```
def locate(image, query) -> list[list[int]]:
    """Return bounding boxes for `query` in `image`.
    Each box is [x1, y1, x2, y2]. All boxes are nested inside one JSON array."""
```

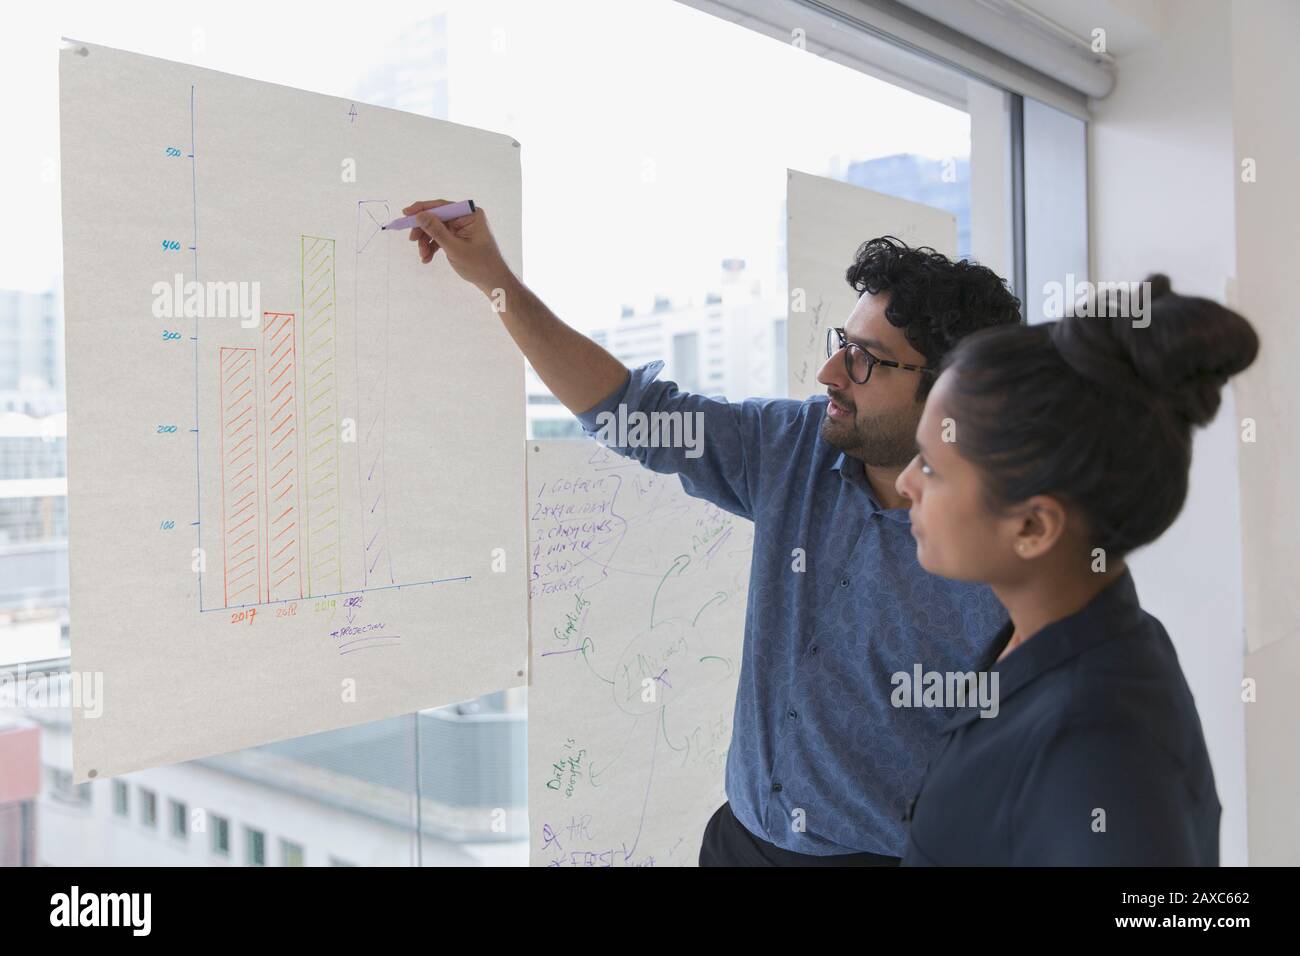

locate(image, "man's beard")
[[820, 404, 917, 468]]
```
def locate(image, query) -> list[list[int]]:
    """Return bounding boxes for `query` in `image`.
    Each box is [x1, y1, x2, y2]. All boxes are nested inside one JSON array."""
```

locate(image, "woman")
[[893, 275, 1258, 865]]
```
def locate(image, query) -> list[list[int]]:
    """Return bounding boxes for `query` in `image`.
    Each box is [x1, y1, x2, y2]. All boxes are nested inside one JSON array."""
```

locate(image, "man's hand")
[[402, 199, 513, 295]]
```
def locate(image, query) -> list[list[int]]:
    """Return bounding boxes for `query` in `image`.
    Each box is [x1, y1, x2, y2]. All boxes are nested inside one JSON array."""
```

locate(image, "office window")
[[1022, 98, 1088, 323], [211, 815, 230, 857], [139, 788, 157, 828], [491, 0, 976, 423], [772, 318, 788, 396], [245, 827, 266, 867], [113, 780, 129, 817], [531, 420, 584, 439], [280, 839, 305, 867], [48, 767, 90, 807], [169, 800, 188, 841], [672, 333, 701, 393]]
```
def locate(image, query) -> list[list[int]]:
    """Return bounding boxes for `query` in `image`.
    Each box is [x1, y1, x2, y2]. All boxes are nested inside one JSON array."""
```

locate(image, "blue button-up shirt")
[[575, 360, 1009, 856]]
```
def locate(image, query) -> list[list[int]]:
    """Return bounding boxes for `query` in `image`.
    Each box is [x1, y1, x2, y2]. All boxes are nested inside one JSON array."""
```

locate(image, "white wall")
[[1229, 0, 1300, 867], [1088, 0, 1249, 865]]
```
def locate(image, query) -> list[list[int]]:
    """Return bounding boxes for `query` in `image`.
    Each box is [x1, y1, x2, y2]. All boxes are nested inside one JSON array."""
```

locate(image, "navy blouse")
[[902, 567, 1221, 866]]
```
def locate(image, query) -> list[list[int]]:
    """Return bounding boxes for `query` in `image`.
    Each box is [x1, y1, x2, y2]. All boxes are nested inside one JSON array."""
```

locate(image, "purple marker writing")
[[380, 200, 476, 230]]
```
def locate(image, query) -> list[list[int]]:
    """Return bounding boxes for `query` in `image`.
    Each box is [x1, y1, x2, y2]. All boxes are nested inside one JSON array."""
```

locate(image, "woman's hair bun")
[[1049, 274, 1258, 428], [1146, 272, 1173, 300]]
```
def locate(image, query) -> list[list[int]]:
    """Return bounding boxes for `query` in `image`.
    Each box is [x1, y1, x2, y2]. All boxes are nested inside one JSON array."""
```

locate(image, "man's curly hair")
[[845, 236, 1021, 401]]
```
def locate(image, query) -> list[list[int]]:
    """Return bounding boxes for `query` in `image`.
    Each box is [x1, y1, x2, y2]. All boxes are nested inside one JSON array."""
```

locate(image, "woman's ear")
[[1010, 495, 1069, 559]]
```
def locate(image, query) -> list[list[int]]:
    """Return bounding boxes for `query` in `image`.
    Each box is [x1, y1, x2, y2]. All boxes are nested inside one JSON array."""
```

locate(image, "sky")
[[1, 0, 969, 328]]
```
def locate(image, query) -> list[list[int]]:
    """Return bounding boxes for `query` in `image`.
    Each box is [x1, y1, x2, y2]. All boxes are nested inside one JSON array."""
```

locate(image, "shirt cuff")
[[574, 360, 666, 434]]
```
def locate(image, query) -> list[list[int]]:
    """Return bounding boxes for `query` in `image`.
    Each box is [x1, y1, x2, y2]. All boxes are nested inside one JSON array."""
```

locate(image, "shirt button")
[[772, 782, 783, 793], [810, 645, 819, 654], [787, 709, 798, 720], [840, 577, 849, 587]]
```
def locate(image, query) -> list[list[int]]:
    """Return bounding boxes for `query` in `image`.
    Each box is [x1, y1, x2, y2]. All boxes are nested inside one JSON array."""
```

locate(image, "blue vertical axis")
[[190, 83, 203, 612]]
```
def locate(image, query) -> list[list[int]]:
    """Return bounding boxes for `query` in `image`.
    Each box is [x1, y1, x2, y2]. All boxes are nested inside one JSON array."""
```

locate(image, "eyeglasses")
[[825, 326, 934, 385]]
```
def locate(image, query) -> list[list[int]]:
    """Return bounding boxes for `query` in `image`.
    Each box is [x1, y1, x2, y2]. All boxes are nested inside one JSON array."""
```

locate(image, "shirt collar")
[[831, 452, 911, 523], [939, 566, 1143, 733]]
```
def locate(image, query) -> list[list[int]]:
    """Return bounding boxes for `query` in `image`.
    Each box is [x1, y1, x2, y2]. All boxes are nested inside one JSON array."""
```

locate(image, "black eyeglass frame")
[[825, 326, 935, 385]]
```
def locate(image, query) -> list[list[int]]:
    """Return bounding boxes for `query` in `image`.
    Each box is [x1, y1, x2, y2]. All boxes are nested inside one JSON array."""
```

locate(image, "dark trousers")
[[698, 801, 901, 867]]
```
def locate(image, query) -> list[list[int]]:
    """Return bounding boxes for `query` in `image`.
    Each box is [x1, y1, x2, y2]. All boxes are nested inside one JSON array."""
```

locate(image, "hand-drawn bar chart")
[[63, 40, 527, 781], [206, 224, 426, 611], [214, 241, 348, 610]]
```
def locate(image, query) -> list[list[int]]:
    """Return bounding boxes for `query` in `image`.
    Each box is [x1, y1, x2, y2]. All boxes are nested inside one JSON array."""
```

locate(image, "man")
[[404, 199, 1021, 865]]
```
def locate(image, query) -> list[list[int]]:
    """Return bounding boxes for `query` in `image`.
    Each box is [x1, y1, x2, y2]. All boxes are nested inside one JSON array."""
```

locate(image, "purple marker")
[[380, 200, 476, 230]]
